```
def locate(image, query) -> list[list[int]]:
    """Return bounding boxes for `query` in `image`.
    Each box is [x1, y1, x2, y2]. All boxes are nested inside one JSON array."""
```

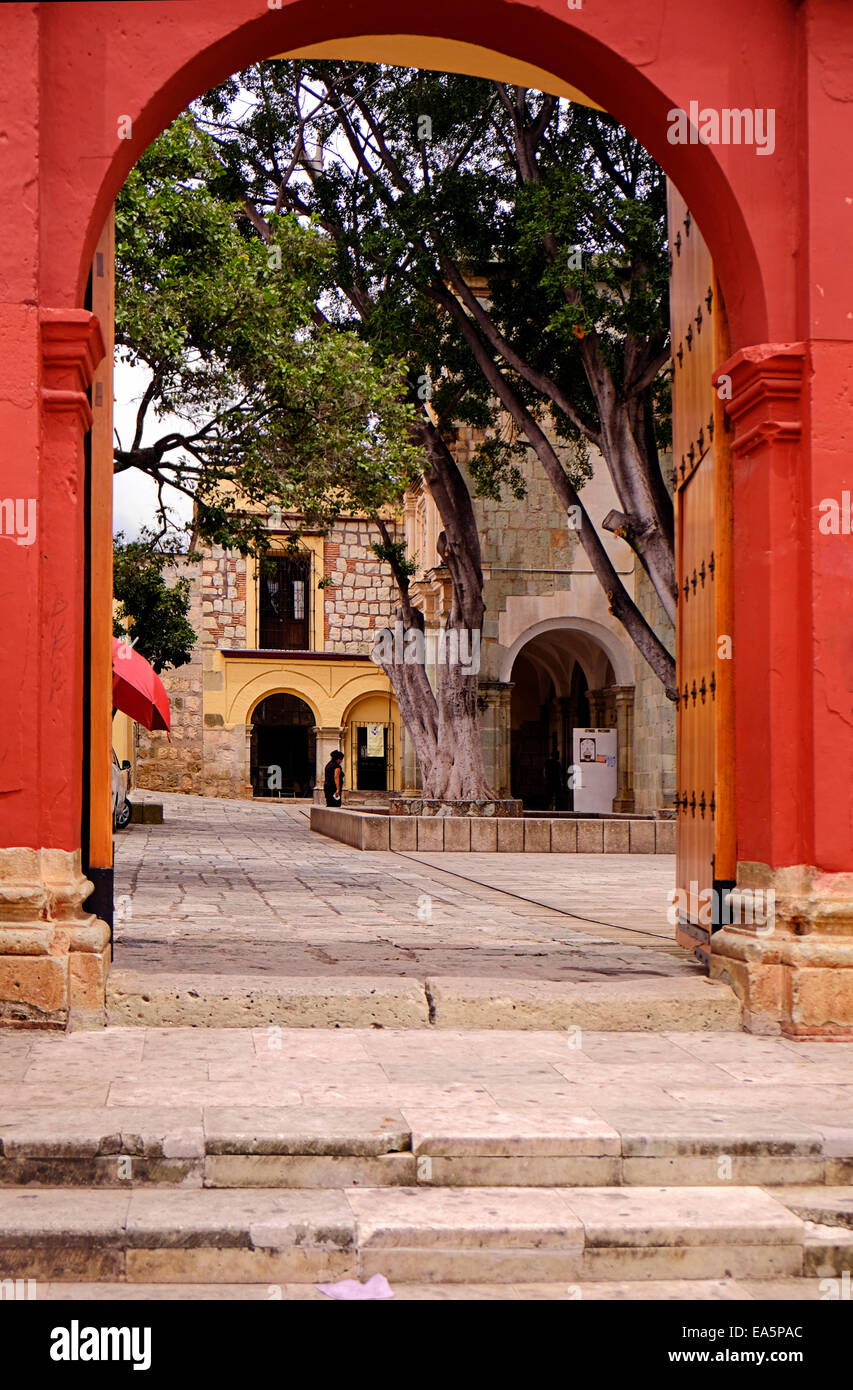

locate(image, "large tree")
[[119, 107, 501, 797], [113, 113, 421, 553], [192, 63, 676, 702]]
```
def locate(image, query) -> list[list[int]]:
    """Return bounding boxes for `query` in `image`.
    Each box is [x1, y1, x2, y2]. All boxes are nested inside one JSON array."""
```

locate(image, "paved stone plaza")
[[107, 793, 739, 1029], [2, 794, 851, 1301]]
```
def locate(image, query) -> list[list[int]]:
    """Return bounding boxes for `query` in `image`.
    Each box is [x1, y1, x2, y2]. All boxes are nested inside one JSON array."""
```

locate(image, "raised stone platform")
[[310, 805, 675, 853], [388, 797, 522, 818]]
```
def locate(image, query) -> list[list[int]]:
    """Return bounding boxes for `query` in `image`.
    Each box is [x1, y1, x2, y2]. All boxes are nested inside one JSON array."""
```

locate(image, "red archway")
[[3, 0, 853, 1034]]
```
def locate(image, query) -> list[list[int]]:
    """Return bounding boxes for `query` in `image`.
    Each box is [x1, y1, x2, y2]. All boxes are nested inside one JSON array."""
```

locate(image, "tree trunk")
[[371, 438, 499, 803]]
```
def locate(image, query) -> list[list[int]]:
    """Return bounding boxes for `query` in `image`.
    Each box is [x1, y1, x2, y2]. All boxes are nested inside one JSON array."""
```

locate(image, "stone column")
[[611, 686, 635, 814], [558, 697, 573, 764], [477, 681, 514, 797], [586, 689, 606, 727], [313, 726, 345, 803]]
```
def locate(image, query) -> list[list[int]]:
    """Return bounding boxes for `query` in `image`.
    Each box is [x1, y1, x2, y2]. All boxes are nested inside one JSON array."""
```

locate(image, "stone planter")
[[387, 797, 522, 818]]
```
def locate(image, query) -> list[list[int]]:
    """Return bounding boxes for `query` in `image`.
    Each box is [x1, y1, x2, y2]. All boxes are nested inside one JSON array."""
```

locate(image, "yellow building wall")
[[204, 654, 401, 792], [111, 710, 135, 779]]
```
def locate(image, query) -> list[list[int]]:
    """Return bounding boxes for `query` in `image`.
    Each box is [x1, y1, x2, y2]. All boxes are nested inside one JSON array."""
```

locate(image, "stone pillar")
[[313, 726, 345, 803], [586, 689, 605, 727], [587, 689, 616, 728], [477, 681, 514, 797], [708, 344, 853, 1036], [558, 697, 573, 764], [612, 686, 635, 814]]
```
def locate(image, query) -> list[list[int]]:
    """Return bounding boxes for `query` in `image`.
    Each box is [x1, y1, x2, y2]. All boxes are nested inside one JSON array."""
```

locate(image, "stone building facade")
[[401, 430, 675, 814], [131, 516, 404, 801], [323, 518, 399, 654], [130, 444, 674, 813]]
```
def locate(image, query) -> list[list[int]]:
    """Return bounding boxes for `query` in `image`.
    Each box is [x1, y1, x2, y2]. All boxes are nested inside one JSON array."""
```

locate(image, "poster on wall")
[[572, 727, 617, 814], [366, 724, 385, 758]]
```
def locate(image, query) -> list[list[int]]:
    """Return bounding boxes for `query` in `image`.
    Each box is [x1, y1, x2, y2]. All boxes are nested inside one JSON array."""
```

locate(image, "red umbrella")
[[112, 638, 171, 733]]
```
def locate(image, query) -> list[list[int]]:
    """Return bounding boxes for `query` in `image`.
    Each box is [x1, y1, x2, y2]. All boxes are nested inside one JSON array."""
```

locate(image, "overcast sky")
[[112, 358, 194, 540]]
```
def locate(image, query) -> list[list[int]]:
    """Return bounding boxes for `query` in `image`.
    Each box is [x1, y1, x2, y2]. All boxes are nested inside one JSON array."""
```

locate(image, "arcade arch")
[[249, 692, 318, 799], [506, 621, 636, 813], [4, 1, 849, 1034]]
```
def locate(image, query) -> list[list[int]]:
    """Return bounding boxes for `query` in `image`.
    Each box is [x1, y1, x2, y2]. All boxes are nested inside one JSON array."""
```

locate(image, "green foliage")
[[114, 112, 422, 551], [191, 63, 670, 506], [112, 534, 197, 673], [371, 538, 418, 578]]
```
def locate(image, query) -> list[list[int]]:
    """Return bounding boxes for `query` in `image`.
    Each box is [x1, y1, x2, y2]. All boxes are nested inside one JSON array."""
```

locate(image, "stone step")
[[771, 1186, 853, 1229], [106, 968, 740, 1031], [25, 1277, 831, 1301], [4, 1104, 851, 1188], [0, 1185, 824, 1285], [2, 1105, 850, 1189]]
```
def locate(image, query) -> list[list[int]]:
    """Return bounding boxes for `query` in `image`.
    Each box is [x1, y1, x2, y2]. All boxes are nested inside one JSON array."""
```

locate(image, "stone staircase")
[[2, 1104, 851, 1298]]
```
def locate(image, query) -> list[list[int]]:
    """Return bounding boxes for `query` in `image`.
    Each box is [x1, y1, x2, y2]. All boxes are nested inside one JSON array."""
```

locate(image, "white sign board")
[[572, 728, 617, 814], [365, 724, 385, 758]]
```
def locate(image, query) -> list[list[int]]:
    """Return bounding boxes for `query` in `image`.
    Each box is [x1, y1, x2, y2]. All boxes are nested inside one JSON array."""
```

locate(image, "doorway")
[[251, 692, 316, 798]]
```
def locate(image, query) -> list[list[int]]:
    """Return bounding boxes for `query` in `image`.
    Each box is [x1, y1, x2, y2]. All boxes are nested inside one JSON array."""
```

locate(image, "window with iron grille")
[[257, 553, 311, 650]]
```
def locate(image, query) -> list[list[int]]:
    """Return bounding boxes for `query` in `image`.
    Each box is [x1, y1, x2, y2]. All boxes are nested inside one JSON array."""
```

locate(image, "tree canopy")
[[114, 111, 422, 553], [191, 63, 675, 694]]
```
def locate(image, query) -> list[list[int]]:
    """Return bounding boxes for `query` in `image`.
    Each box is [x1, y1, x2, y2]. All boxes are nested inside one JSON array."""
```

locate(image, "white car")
[[112, 750, 132, 830]]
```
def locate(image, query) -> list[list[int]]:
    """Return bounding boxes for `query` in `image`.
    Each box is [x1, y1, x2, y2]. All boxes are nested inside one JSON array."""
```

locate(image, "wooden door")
[[669, 186, 735, 963], [258, 553, 311, 650]]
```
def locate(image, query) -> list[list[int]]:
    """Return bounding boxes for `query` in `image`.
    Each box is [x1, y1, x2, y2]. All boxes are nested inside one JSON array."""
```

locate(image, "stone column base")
[[0, 848, 109, 1030], [313, 726, 345, 799], [709, 862, 853, 1038]]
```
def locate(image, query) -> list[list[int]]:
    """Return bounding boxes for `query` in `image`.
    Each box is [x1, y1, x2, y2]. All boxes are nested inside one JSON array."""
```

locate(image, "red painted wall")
[[1, 0, 852, 877]]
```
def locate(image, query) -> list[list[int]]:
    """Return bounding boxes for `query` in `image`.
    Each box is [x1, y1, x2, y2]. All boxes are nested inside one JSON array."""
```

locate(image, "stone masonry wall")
[[451, 430, 580, 677], [200, 547, 247, 649], [135, 560, 204, 794], [632, 563, 676, 813], [323, 518, 402, 656], [447, 429, 676, 807]]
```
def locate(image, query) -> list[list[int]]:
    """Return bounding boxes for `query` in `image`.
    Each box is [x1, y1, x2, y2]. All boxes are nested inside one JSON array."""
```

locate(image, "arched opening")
[[5, 0, 847, 1038], [70, 11, 773, 349], [343, 691, 400, 796], [509, 624, 635, 813], [250, 692, 317, 798]]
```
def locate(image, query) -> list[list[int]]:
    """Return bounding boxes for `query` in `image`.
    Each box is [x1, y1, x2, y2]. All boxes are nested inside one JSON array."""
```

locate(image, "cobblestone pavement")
[[113, 793, 691, 985]]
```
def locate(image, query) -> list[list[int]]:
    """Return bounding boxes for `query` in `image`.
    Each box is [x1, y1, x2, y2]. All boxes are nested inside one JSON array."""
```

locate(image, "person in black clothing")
[[324, 750, 345, 807]]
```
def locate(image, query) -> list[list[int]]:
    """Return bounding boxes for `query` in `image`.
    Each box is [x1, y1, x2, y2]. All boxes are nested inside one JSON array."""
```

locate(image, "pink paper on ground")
[[317, 1274, 394, 1300]]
